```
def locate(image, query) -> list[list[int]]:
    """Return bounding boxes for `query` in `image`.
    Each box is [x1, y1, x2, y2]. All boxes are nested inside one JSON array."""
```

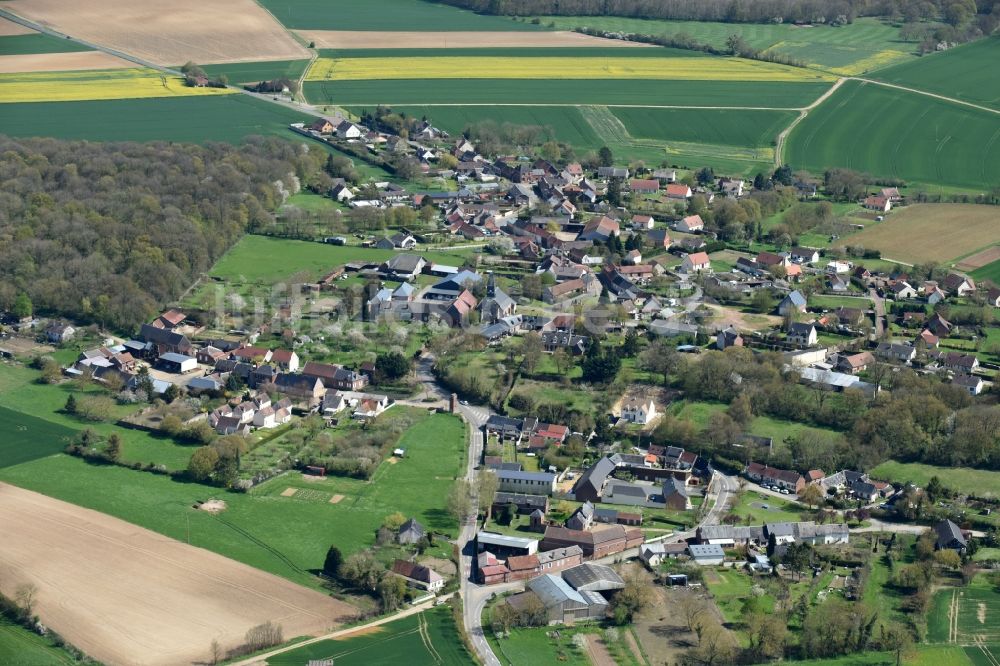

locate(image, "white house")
[[336, 121, 363, 139], [675, 214, 704, 233], [621, 398, 657, 425], [681, 251, 711, 273], [688, 544, 725, 566]]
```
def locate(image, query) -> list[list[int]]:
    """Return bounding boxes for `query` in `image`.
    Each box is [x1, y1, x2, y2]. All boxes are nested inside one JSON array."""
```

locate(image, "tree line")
[[0, 136, 325, 331], [437, 0, 941, 25]]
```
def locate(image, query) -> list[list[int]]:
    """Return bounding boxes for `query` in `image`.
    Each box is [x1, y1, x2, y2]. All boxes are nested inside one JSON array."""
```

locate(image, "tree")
[[209, 639, 222, 665], [934, 548, 961, 569], [105, 433, 122, 461], [678, 592, 710, 632], [339, 551, 384, 591], [64, 394, 77, 414], [477, 471, 499, 517], [490, 602, 520, 633], [798, 483, 824, 509], [377, 573, 407, 611], [598, 146, 614, 167], [323, 545, 343, 577], [447, 479, 473, 521], [13, 292, 32, 320], [375, 351, 411, 382], [244, 621, 283, 652], [187, 446, 220, 482], [880, 622, 915, 666], [519, 332, 543, 375], [746, 610, 788, 661], [610, 572, 653, 624], [751, 289, 776, 314]]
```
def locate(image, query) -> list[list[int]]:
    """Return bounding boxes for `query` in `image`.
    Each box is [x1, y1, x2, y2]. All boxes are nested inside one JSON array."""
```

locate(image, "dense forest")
[[437, 0, 996, 27], [0, 136, 326, 331]]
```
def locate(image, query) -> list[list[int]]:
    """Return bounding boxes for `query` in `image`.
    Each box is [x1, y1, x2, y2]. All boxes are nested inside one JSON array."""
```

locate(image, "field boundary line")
[[338, 102, 801, 110], [774, 77, 846, 167], [853, 76, 1000, 115]]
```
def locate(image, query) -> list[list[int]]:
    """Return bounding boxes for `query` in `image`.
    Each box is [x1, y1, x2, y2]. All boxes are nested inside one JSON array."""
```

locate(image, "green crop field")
[[786, 80, 1000, 190], [928, 577, 1000, 647], [870, 461, 1000, 499], [269, 607, 474, 665], [200, 59, 311, 85], [0, 617, 77, 666], [0, 410, 466, 588], [0, 404, 76, 469], [874, 36, 1000, 111], [533, 16, 918, 74], [319, 46, 708, 59], [0, 95, 309, 143], [971, 259, 1000, 284], [210, 235, 474, 284], [257, 0, 538, 31], [0, 32, 92, 55], [307, 78, 831, 108], [612, 107, 796, 147], [794, 645, 975, 665]]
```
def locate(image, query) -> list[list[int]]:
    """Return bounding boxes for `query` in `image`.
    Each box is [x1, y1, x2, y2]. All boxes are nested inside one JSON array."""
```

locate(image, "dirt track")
[[0, 16, 33, 35], [4, 0, 309, 65], [296, 29, 651, 49], [0, 483, 355, 666], [0, 51, 132, 73]]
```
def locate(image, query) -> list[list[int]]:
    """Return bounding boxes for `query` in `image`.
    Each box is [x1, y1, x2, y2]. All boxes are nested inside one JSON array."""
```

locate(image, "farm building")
[[156, 352, 197, 373]]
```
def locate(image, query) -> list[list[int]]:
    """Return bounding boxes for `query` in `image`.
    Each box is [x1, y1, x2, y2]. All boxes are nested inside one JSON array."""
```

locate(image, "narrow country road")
[[869, 287, 886, 339], [774, 76, 848, 167]]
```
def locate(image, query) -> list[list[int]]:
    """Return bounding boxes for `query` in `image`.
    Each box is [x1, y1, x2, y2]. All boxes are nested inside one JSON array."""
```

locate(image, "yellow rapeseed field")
[[306, 56, 834, 83], [0, 68, 236, 103], [828, 49, 913, 76]]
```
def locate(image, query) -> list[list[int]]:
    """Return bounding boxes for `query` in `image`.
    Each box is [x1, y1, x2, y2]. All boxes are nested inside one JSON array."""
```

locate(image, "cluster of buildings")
[[743, 463, 894, 504], [503, 563, 626, 625]]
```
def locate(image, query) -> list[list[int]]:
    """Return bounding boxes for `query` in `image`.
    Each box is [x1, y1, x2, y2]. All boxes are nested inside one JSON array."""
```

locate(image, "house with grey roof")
[[512, 574, 606, 624], [662, 476, 691, 510], [497, 469, 557, 496], [572, 456, 617, 503], [778, 290, 807, 316], [688, 544, 725, 565], [561, 563, 625, 593], [934, 519, 967, 553]]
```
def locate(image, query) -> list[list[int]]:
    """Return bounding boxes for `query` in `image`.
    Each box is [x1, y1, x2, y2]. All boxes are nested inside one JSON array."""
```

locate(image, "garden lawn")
[[0, 404, 76, 469], [873, 36, 1000, 111], [488, 624, 597, 666], [0, 411, 467, 589], [0, 617, 76, 666], [670, 400, 726, 427], [789, 645, 974, 665], [785, 80, 1000, 191], [0, 95, 310, 143], [809, 294, 871, 310], [869, 461, 1000, 500], [209, 235, 473, 284], [705, 568, 753, 624], [258, 0, 539, 30], [732, 490, 807, 523], [509, 379, 596, 414], [268, 606, 474, 666]]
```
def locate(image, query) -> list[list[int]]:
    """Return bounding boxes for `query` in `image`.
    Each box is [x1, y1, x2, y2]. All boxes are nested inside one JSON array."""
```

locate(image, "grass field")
[[210, 235, 474, 284], [268, 607, 473, 665], [310, 78, 832, 107], [786, 81, 1000, 190], [201, 59, 310, 85], [830, 204, 1000, 265], [0, 410, 466, 588], [731, 490, 807, 524], [533, 16, 917, 74], [0, 617, 77, 666], [0, 404, 76, 469], [0, 95, 309, 143], [0, 363, 195, 471], [258, 0, 539, 31], [794, 645, 975, 665], [0, 67, 236, 103], [870, 460, 1000, 499], [307, 55, 833, 82], [874, 36, 1000, 111], [0, 31, 91, 55]]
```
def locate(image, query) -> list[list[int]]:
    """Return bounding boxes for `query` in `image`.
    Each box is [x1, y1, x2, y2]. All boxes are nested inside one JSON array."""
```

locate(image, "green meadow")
[[0, 617, 78, 666], [971, 259, 1000, 284], [785, 80, 1000, 190], [209, 235, 475, 284], [612, 107, 796, 147], [0, 410, 466, 589], [870, 460, 1000, 499], [533, 16, 918, 73]]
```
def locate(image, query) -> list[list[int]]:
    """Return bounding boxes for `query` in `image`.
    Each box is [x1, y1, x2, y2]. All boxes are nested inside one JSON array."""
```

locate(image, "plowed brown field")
[[0, 483, 355, 666]]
